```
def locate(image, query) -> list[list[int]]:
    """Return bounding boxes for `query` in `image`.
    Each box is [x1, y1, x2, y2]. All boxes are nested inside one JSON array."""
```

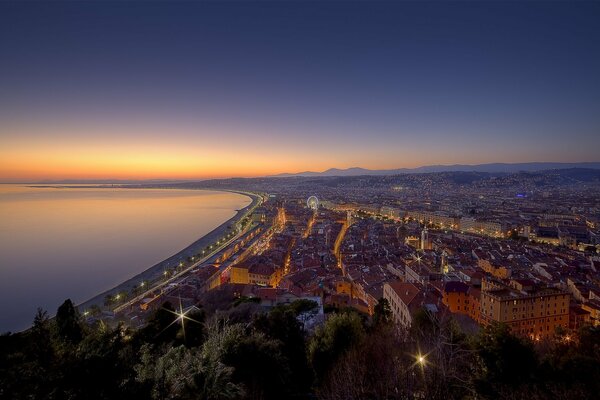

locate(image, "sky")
[[1, 1, 599, 181]]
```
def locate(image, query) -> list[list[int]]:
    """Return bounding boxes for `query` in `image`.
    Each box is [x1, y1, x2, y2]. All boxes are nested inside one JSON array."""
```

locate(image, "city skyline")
[[2, 2, 600, 397], [1, 2, 599, 181]]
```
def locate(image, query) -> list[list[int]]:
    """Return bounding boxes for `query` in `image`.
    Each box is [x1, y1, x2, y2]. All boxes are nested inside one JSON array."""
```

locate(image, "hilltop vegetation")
[[1, 297, 599, 400]]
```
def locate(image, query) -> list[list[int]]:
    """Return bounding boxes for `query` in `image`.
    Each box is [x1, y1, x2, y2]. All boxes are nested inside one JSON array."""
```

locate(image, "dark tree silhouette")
[[55, 299, 83, 344]]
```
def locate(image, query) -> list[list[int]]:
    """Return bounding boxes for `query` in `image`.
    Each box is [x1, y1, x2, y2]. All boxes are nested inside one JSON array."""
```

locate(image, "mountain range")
[[269, 162, 600, 177]]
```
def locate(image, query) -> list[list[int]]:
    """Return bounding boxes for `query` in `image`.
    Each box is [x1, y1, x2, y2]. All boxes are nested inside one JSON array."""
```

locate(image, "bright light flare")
[[157, 298, 202, 342], [412, 352, 428, 369]]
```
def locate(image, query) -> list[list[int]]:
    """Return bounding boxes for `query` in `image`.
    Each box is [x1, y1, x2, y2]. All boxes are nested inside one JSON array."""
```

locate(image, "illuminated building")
[[479, 279, 570, 339], [420, 227, 432, 250], [383, 281, 423, 327]]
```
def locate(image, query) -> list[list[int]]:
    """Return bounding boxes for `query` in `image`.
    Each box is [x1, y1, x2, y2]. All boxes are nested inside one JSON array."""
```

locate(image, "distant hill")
[[270, 162, 600, 177]]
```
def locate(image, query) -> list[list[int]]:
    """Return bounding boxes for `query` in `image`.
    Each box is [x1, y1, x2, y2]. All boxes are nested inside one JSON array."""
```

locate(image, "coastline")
[[77, 189, 260, 311]]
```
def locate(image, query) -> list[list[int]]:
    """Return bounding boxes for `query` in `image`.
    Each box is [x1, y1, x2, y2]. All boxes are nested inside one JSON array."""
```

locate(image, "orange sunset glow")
[[2, 117, 587, 182], [1, 119, 477, 182]]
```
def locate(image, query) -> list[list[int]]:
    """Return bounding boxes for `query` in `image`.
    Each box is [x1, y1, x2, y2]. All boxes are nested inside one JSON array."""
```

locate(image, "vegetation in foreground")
[[1, 294, 599, 400]]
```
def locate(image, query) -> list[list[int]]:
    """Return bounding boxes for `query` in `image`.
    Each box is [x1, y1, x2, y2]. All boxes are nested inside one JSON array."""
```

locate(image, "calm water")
[[0, 185, 250, 332]]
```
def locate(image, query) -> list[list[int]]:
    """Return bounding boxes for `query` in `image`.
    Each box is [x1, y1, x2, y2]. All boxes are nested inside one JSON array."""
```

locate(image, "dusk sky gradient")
[[1, 1, 599, 181]]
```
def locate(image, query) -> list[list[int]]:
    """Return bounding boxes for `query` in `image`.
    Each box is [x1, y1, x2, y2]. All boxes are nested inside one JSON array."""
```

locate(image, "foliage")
[[55, 299, 83, 344], [253, 303, 313, 396], [372, 297, 392, 328], [2, 300, 600, 400], [308, 312, 365, 384], [475, 323, 537, 388]]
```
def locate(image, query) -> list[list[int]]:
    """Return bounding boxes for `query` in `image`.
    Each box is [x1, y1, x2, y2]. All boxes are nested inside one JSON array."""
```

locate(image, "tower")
[[420, 227, 431, 250], [441, 250, 449, 274]]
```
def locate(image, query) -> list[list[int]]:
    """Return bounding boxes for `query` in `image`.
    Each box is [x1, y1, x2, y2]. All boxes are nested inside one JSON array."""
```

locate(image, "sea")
[[0, 184, 251, 332]]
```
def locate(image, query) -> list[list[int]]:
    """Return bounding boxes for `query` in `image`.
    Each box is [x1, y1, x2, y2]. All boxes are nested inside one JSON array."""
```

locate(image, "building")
[[405, 235, 420, 249], [479, 279, 570, 339], [420, 227, 432, 250], [581, 300, 600, 326], [230, 263, 282, 287], [442, 281, 481, 323], [442, 281, 470, 313], [230, 265, 250, 284], [384, 281, 423, 327], [383, 281, 443, 328], [569, 305, 591, 330], [380, 206, 404, 220], [406, 211, 458, 228], [477, 258, 512, 279], [460, 217, 504, 238], [405, 262, 431, 285]]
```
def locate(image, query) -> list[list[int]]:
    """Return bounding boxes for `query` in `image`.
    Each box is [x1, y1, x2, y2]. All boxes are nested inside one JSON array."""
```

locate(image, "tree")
[[222, 331, 290, 400], [55, 299, 83, 344], [309, 312, 365, 384], [253, 305, 313, 396], [287, 299, 318, 316], [177, 308, 206, 348], [474, 323, 538, 396], [30, 308, 54, 365], [138, 302, 180, 344], [318, 323, 407, 400], [372, 298, 392, 328], [135, 345, 204, 400]]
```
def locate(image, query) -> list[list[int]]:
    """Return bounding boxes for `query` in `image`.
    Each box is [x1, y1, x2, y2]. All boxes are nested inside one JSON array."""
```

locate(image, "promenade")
[[78, 190, 261, 311]]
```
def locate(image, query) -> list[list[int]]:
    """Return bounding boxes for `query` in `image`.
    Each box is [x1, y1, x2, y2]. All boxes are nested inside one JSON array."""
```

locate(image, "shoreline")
[[77, 189, 260, 312]]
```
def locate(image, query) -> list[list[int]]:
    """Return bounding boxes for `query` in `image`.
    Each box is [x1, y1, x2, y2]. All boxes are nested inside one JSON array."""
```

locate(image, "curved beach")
[[78, 190, 260, 311]]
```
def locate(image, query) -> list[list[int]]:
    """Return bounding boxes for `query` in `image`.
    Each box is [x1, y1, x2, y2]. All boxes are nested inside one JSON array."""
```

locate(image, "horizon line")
[[3, 160, 600, 184]]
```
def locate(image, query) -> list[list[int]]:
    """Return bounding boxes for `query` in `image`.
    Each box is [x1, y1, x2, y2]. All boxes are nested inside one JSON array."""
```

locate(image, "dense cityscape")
[[104, 168, 600, 337], [2, 1, 600, 399], [3, 168, 600, 399]]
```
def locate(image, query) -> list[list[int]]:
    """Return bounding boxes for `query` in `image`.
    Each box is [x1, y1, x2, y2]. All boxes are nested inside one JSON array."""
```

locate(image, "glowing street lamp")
[[159, 300, 202, 342], [414, 353, 427, 369]]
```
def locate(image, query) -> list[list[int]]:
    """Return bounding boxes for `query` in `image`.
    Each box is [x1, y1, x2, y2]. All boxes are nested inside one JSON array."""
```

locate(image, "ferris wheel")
[[307, 195, 319, 210]]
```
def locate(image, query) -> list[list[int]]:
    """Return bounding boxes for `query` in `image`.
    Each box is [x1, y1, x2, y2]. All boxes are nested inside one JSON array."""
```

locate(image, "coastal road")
[[113, 224, 254, 314], [112, 192, 263, 314]]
